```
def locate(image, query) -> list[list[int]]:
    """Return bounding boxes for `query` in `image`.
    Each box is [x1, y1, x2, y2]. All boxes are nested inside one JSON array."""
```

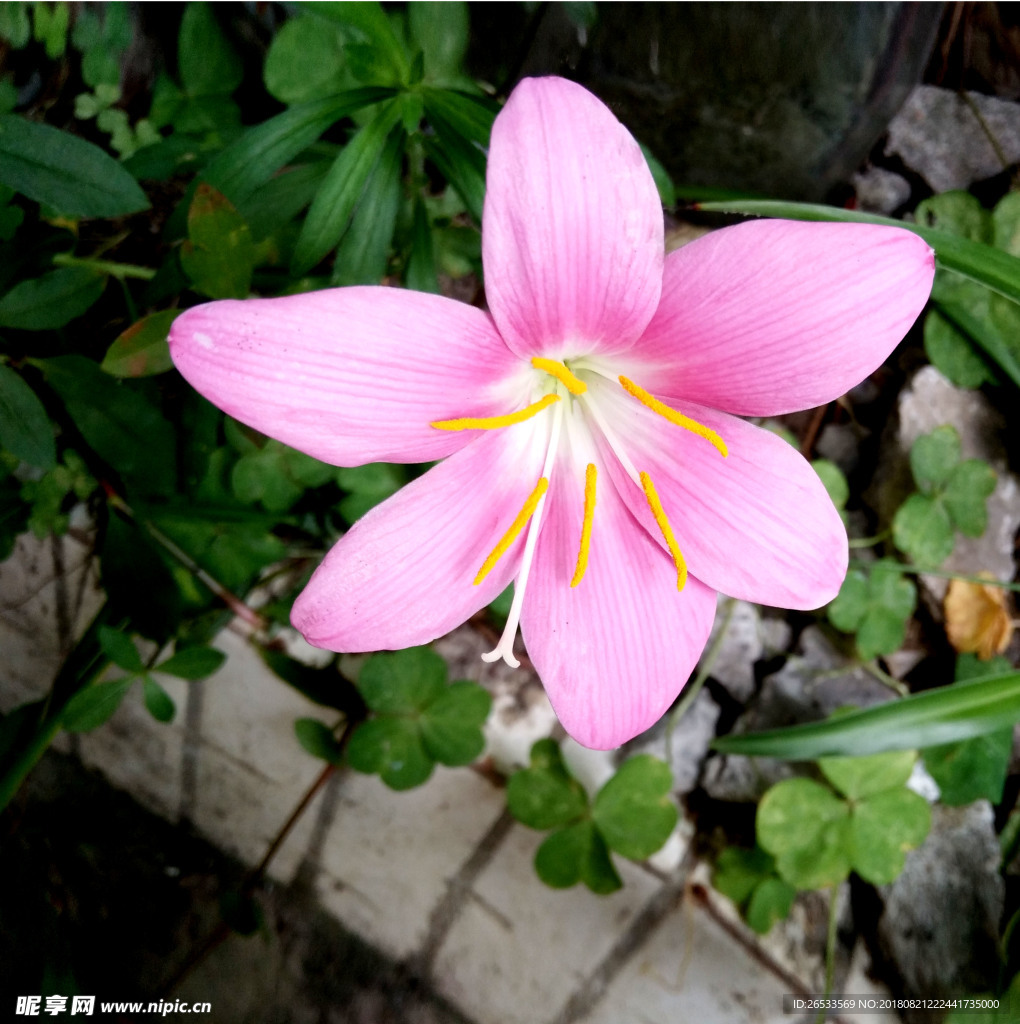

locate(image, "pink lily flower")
[[169, 77, 934, 749]]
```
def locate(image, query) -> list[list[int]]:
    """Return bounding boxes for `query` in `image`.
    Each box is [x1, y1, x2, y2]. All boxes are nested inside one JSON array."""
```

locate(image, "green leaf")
[[62, 678, 134, 732], [924, 726, 1012, 806], [39, 355, 177, 497], [178, 3, 243, 97], [336, 462, 407, 523], [915, 191, 992, 243], [231, 442, 308, 513], [346, 716, 433, 790], [0, 114, 149, 217], [422, 103, 487, 222], [0, 3, 29, 47], [639, 142, 675, 207], [910, 425, 961, 489], [33, 2, 70, 60], [535, 820, 622, 894], [714, 846, 776, 907], [506, 740, 588, 831], [714, 667, 1020, 759], [264, 16, 347, 105], [200, 88, 392, 213], [306, 2, 410, 86], [0, 267, 105, 330], [828, 561, 917, 660], [419, 680, 491, 766], [827, 569, 868, 632], [294, 717, 345, 763], [408, 2, 469, 83], [924, 309, 996, 389], [745, 878, 797, 934], [101, 310, 179, 378], [812, 459, 848, 510], [893, 493, 955, 567], [818, 750, 916, 800], [943, 460, 996, 536], [291, 99, 402, 274], [592, 755, 677, 860], [405, 195, 439, 293], [155, 646, 225, 680], [695, 199, 1020, 309], [849, 788, 930, 885], [0, 364, 55, 469], [356, 646, 447, 714], [180, 185, 256, 299], [141, 674, 176, 723], [98, 625, 144, 673], [993, 191, 1020, 256]]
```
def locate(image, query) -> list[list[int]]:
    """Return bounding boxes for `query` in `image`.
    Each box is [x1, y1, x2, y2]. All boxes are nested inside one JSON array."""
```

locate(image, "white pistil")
[[577, 383, 641, 486], [482, 400, 564, 668]]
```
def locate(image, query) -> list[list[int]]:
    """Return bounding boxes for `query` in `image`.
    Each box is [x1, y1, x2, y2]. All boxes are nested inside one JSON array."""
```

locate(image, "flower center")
[[428, 357, 728, 668]]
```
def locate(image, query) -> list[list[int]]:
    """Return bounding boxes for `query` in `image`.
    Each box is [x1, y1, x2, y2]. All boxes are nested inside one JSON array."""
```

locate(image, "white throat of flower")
[[430, 356, 729, 669]]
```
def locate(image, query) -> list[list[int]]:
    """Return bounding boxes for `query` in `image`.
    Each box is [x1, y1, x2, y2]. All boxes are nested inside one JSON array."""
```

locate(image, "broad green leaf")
[[819, 750, 916, 800], [264, 16, 346, 105], [201, 88, 392, 212], [827, 569, 869, 632], [33, 1, 70, 60], [993, 191, 1020, 255], [98, 625, 145, 673], [910, 425, 960, 489], [925, 728, 1012, 806], [0, 3, 29, 47], [0, 114, 149, 217], [294, 717, 345, 763], [507, 740, 588, 831], [180, 185, 256, 299], [336, 462, 408, 524], [924, 309, 996, 389], [421, 93, 491, 222], [592, 755, 677, 860], [291, 99, 402, 274], [231, 443, 307, 513], [346, 716, 433, 790], [405, 195, 439, 293], [535, 820, 622, 894], [419, 680, 491, 766], [714, 667, 1020, 759], [695, 199, 1020, 308], [0, 267, 105, 330], [745, 878, 797, 934], [915, 191, 992, 243], [141, 674, 176, 723], [893, 493, 954, 567], [155, 646, 225, 680], [178, 3, 243, 97], [828, 561, 916, 660], [331, 127, 403, 286], [0, 364, 55, 469], [943, 460, 996, 536], [241, 160, 331, 241], [714, 846, 775, 906], [62, 678, 134, 732], [356, 646, 447, 714], [849, 788, 930, 885], [639, 142, 676, 207], [422, 88, 495, 145], [812, 459, 848, 510], [306, 2, 410, 86], [408, 2, 469, 83], [757, 778, 848, 856], [101, 310, 179, 377]]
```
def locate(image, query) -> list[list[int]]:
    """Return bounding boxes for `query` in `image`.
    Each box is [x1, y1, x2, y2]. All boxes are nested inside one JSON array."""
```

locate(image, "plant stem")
[[862, 661, 909, 697], [847, 530, 890, 549], [850, 559, 1020, 594], [52, 252, 156, 281], [815, 882, 840, 1024]]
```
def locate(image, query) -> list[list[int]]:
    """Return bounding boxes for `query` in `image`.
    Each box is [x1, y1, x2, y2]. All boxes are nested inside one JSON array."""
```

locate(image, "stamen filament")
[[571, 463, 597, 587], [531, 357, 587, 395], [432, 393, 560, 432], [640, 471, 688, 591], [618, 376, 728, 457], [474, 478, 549, 585]]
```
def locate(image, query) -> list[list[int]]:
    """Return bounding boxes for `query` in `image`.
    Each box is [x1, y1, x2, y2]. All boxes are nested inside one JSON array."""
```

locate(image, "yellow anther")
[[474, 477, 549, 585], [570, 463, 598, 588], [618, 376, 728, 458], [531, 357, 588, 395], [432, 394, 560, 431], [639, 471, 688, 591]]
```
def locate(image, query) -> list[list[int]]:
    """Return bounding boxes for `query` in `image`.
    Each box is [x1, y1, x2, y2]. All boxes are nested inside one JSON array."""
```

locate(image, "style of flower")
[[169, 77, 934, 749]]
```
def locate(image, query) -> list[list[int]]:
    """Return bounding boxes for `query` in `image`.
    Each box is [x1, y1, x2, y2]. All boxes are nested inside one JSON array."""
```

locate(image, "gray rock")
[[876, 802, 1003, 1009], [852, 165, 912, 214], [815, 422, 864, 478], [886, 86, 1020, 191]]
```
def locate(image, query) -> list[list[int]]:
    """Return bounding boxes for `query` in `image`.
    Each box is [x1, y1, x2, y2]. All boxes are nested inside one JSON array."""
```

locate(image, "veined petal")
[[292, 420, 549, 651], [482, 77, 664, 360], [169, 287, 523, 466], [598, 388, 847, 609], [520, 459, 717, 749], [629, 220, 934, 415]]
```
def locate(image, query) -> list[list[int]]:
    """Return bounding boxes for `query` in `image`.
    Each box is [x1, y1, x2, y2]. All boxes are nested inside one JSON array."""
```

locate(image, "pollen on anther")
[[639, 471, 688, 591], [431, 394, 560, 432], [531, 357, 588, 395], [474, 477, 549, 585], [570, 463, 597, 587], [619, 376, 728, 458]]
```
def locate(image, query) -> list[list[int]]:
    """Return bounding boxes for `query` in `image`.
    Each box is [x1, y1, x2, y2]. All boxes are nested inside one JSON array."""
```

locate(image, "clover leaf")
[[827, 560, 916, 660], [507, 741, 677, 894], [893, 426, 996, 567], [714, 846, 797, 935], [757, 747, 930, 890], [345, 646, 491, 791]]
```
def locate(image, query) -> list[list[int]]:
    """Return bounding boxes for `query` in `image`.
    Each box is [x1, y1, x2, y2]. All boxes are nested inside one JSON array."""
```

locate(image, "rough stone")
[[875, 802, 1004, 1009], [886, 85, 1020, 191], [703, 597, 791, 704], [852, 165, 912, 214], [815, 422, 864, 479]]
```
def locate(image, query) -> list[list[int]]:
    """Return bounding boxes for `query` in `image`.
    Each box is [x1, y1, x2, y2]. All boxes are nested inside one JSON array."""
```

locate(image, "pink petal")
[[169, 287, 523, 466], [482, 77, 664, 360], [520, 458, 717, 749], [629, 220, 934, 415], [596, 386, 847, 609], [292, 420, 548, 651]]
